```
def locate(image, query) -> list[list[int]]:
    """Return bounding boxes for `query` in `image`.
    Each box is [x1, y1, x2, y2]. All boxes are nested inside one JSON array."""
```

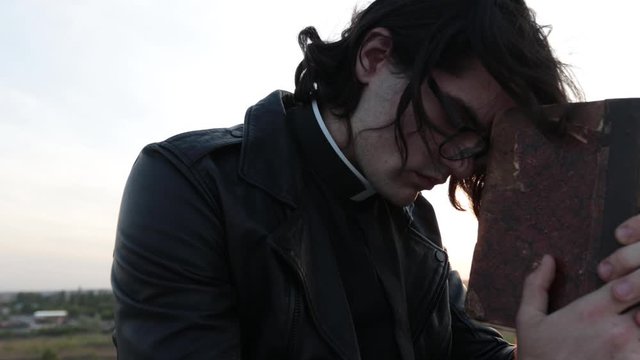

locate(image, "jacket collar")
[[238, 90, 378, 207], [238, 90, 301, 208], [287, 103, 376, 201]]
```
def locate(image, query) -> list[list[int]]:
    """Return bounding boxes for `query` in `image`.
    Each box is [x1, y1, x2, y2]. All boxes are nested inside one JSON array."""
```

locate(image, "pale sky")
[[1, 0, 638, 291]]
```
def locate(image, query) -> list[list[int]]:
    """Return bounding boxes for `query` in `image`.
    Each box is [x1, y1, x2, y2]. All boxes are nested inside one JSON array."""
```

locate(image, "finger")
[[598, 242, 640, 281], [615, 214, 640, 245], [516, 255, 556, 326], [609, 269, 640, 308]]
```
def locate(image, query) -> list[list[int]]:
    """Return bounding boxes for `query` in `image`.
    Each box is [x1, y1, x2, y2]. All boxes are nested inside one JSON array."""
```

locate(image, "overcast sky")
[[1, 0, 638, 291]]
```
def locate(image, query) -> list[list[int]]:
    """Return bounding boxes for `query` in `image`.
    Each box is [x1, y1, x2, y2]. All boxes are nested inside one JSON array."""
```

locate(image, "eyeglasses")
[[427, 77, 489, 161]]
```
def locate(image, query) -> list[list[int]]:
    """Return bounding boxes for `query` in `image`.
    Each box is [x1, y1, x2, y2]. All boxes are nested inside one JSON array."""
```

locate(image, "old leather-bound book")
[[465, 98, 640, 329]]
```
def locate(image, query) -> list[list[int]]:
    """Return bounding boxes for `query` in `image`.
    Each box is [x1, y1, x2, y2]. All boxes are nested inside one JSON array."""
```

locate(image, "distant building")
[[33, 310, 68, 325]]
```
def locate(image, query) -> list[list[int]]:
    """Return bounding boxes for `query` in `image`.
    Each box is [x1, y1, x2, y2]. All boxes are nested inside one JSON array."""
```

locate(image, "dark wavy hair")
[[294, 0, 581, 215]]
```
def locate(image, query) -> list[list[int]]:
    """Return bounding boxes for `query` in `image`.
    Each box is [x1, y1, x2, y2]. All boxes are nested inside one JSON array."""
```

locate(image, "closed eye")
[[443, 94, 482, 131]]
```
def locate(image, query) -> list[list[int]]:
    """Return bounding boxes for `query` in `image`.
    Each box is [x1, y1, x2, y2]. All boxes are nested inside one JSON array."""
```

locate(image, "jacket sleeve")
[[448, 270, 516, 360], [111, 145, 240, 359]]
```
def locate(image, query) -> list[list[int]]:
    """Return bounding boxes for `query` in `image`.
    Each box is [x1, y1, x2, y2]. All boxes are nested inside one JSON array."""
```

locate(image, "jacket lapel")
[[268, 200, 361, 360]]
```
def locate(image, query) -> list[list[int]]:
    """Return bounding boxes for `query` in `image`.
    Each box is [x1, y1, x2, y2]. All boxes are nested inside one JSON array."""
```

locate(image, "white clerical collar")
[[311, 99, 376, 201]]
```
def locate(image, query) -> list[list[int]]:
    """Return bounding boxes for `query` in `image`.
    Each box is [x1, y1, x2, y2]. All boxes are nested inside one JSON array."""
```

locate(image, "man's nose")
[[439, 157, 474, 179]]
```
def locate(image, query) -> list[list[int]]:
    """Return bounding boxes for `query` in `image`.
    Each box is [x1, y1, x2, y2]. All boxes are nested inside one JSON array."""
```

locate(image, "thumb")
[[516, 254, 556, 327]]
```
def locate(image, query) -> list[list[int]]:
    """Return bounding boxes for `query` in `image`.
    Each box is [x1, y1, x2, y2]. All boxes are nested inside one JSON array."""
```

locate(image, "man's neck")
[[318, 104, 355, 162]]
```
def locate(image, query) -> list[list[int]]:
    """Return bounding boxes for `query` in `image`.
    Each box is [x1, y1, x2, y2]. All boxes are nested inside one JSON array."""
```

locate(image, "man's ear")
[[355, 27, 393, 84]]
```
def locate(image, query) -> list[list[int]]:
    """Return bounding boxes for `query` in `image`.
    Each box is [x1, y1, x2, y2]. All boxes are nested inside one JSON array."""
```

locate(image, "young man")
[[111, 0, 640, 358]]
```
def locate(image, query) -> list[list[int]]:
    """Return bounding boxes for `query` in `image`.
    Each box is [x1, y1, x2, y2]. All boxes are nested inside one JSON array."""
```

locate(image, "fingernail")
[[598, 261, 613, 280], [531, 261, 539, 271], [531, 255, 549, 272], [616, 226, 633, 243], [614, 281, 633, 300]]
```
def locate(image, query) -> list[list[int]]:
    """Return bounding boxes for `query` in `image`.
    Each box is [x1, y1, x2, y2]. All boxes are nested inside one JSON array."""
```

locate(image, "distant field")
[[0, 332, 115, 360]]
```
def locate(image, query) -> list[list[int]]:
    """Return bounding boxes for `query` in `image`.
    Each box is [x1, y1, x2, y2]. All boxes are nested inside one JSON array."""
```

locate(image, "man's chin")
[[383, 190, 420, 207]]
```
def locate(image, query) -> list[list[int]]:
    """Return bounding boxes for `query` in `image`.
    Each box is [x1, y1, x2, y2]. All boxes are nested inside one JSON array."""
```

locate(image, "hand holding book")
[[515, 214, 640, 360]]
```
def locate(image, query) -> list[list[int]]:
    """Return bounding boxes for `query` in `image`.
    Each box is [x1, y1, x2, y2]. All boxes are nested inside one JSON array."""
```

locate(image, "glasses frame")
[[426, 77, 489, 161]]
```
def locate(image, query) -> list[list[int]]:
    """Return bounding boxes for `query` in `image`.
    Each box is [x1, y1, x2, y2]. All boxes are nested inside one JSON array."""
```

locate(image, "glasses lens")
[[440, 132, 486, 160]]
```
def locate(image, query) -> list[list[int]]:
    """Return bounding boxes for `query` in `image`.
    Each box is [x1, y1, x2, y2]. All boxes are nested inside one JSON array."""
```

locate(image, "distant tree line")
[[7, 290, 115, 321]]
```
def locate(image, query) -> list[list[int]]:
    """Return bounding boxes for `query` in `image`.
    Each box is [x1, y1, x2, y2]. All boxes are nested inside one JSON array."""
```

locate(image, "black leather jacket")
[[111, 91, 515, 359]]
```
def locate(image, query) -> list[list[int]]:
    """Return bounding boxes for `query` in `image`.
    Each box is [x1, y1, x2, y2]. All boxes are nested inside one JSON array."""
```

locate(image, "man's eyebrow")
[[445, 93, 486, 131], [427, 77, 488, 132]]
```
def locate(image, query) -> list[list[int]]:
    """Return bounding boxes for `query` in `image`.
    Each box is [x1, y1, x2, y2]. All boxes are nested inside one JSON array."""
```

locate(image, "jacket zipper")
[[271, 246, 351, 360], [288, 288, 302, 356]]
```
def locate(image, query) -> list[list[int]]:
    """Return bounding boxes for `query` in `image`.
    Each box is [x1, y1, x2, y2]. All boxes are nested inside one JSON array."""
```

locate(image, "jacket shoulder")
[[153, 124, 244, 167]]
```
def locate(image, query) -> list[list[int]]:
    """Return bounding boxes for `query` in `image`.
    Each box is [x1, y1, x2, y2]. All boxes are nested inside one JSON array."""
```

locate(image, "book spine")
[[597, 100, 640, 268]]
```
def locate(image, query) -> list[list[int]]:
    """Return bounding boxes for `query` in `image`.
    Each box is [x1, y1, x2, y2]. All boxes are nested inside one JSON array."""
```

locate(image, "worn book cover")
[[465, 98, 640, 329]]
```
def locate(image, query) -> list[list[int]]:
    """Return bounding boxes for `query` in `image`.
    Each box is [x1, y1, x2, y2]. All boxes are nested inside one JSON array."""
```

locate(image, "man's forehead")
[[431, 64, 515, 128]]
